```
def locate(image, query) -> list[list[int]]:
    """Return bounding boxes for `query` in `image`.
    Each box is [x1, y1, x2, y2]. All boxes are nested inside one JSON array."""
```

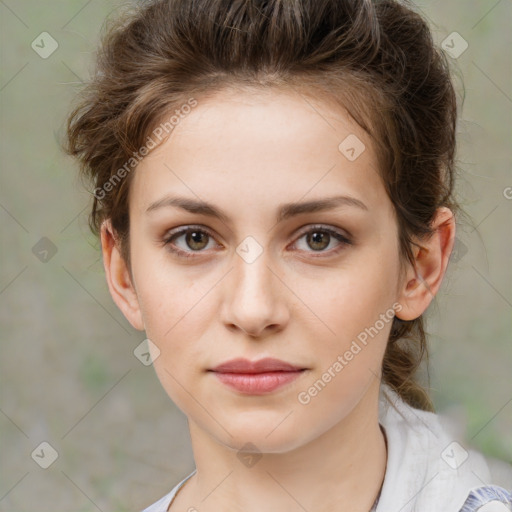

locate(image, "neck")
[[175, 380, 387, 512]]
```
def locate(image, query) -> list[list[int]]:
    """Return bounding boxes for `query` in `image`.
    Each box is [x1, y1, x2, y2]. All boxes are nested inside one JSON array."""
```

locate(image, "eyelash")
[[162, 224, 353, 260]]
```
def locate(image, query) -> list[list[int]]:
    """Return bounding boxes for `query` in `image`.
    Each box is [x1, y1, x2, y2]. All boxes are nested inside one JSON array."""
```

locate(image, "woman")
[[63, 0, 512, 510]]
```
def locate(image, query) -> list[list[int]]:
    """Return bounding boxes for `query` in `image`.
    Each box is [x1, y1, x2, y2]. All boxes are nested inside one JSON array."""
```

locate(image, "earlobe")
[[396, 207, 456, 321], [100, 220, 145, 331]]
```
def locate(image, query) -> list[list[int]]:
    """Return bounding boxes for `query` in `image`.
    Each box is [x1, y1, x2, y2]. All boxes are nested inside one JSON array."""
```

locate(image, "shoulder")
[[375, 384, 512, 512]]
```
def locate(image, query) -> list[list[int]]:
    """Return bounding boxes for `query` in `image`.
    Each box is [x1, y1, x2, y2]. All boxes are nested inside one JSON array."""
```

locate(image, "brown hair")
[[63, 0, 466, 412]]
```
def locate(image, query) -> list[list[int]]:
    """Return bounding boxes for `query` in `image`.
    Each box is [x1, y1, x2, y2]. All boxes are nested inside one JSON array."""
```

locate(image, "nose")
[[220, 247, 290, 338]]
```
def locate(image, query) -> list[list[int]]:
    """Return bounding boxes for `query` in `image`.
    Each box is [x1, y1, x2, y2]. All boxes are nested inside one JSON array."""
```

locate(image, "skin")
[[101, 87, 455, 511]]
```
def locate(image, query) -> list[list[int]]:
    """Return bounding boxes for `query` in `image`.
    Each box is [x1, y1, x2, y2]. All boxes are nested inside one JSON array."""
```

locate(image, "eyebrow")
[[145, 194, 368, 223]]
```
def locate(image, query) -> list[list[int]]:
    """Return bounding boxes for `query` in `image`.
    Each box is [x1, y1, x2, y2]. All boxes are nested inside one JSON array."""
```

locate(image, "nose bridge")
[[221, 240, 288, 336], [236, 246, 273, 296]]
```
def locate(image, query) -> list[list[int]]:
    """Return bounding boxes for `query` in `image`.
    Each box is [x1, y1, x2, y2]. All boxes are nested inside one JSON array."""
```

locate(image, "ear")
[[396, 207, 456, 321], [100, 220, 145, 331]]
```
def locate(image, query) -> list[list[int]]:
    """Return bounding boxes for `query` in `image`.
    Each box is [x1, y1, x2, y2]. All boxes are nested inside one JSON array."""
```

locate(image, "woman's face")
[[124, 87, 406, 453]]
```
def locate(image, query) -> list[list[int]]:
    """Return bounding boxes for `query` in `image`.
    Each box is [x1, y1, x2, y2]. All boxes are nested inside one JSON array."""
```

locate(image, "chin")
[[213, 421, 308, 455]]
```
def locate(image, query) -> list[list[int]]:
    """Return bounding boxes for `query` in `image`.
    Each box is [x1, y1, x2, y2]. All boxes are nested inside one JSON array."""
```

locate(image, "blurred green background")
[[1, 0, 511, 510]]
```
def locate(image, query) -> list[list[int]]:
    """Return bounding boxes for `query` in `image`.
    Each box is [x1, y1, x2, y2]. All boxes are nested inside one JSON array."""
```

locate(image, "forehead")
[[131, 87, 389, 219]]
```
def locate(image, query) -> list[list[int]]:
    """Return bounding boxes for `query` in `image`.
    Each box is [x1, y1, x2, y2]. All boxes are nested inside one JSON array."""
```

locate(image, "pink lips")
[[209, 357, 306, 394]]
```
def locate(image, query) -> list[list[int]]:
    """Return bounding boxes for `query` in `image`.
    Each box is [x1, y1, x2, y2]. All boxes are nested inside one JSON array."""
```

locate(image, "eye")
[[163, 226, 219, 259], [291, 225, 352, 256], [163, 224, 352, 260]]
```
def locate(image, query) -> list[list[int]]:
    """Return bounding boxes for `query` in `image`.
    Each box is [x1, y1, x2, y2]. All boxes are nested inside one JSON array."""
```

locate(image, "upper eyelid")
[[164, 224, 351, 249], [164, 224, 217, 242]]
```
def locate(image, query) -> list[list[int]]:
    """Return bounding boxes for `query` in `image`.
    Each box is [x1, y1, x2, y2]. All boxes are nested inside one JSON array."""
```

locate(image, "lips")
[[209, 357, 305, 373], [208, 358, 307, 394]]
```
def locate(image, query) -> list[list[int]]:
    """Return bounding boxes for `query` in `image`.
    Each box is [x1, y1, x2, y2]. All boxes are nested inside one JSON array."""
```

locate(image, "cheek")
[[293, 278, 393, 435], [295, 255, 399, 399], [301, 259, 398, 345], [133, 241, 202, 327], [131, 254, 204, 358], [138, 274, 209, 409]]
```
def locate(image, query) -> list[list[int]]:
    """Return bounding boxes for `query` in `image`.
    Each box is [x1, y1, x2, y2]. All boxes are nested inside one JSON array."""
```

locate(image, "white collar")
[[376, 384, 495, 511]]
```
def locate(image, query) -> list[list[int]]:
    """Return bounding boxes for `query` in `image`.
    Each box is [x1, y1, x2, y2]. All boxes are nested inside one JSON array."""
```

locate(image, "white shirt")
[[141, 384, 512, 512]]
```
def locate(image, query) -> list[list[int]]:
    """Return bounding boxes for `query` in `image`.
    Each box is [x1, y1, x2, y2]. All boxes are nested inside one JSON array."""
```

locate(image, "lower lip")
[[211, 371, 304, 394]]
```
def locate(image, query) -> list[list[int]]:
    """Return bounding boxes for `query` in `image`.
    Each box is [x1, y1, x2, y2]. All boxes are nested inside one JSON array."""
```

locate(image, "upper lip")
[[209, 357, 305, 373]]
